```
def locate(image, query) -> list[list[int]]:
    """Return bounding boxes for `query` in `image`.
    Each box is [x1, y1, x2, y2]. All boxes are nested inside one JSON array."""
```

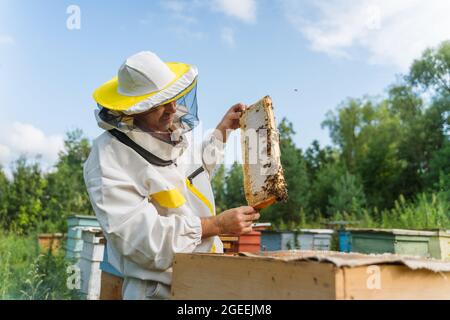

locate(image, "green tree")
[[42, 129, 92, 231], [421, 95, 450, 182], [0, 167, 9, 229], [386, 85, 426, 199], [328, 171, 366, 216], [304, 140, 335, 181], [211, 164, 227, 213], [406, 40, 450, 195], [408, 40, 450, 94], [427, 139, 450, 196], [223, 162, 246, 209], [264, 119, 310, 225], [322, 99, 367, 172], [6, 157, 46, 234], [309, 162, 345, 217], [322, 98, 405, 208]]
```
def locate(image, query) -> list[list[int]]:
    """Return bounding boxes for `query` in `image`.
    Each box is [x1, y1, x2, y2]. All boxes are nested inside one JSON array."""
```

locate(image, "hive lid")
[[67, 215, 100, 227], [239, 250, 450, 273], [299, 229, 334, 235], [67, 214, 98, 219], [346, 228, 438, 236]]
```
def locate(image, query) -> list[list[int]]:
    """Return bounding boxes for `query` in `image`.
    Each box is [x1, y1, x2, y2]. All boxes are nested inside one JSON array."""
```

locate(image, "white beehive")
[[79, 228, 104, 300]]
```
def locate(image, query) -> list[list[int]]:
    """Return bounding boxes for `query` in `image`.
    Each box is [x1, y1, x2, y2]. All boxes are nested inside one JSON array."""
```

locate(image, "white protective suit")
[[83, 116, 225, 299]]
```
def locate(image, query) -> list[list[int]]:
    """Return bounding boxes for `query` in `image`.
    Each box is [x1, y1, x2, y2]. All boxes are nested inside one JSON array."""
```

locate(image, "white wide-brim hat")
[[93, 51, 198, 115]]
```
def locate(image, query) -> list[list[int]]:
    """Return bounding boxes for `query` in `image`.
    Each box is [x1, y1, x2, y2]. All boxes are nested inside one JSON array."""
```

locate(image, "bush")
[[380, 193, 450, 229], [19, 251, 82, 300], [0, 231, 39, 299]]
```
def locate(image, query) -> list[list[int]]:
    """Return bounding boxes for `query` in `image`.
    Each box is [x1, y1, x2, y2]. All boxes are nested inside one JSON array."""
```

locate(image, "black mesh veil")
[[96, 82, 199, 136]]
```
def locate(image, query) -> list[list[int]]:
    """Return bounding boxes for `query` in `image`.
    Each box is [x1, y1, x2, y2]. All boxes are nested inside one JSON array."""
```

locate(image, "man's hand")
[[201, 206, 260, 238], [217, 206, 260, 235], [215, 103, 247, 143]]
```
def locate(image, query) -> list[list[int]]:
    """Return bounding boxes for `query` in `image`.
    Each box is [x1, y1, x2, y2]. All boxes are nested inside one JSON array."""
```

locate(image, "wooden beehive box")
[[348, 228, 439, 258], [220, 232, 261, 254], [172, 251, 450, 300], [219, 235, 239, 253], [338, 230, 352, 252], [261, 230, 296, 251], [38, 233, 63, 253], [297, 229, 334, 251], [67, 214, 101, 228], [66, 215, 100, 261], [79, 228, 104, 300], [99, 238, 124, 300], [100, 271, 123, 300], [430, 230, 450, 261]]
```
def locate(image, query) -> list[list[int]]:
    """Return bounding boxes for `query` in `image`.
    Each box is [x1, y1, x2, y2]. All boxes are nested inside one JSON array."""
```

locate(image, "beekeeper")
[[83, 51, 260, 300]]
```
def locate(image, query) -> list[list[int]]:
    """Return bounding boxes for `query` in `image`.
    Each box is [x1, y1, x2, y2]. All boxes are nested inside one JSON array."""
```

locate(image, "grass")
[[273, 192, 450, 231], [0, 231, 82, 300]]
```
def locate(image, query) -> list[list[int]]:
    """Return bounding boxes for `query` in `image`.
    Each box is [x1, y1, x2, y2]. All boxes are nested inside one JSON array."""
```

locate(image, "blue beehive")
[[100, 245, 123, 278], [66, 215, 100, 262], [339, 230, 352, 252], [261, 231, 296, 251], [297, 229, 334, 250]]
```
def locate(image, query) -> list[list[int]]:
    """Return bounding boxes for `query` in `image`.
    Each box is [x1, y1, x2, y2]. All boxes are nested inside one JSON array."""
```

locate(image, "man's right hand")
[[200, 206, 260, 239], [217, 206, 260, 235]]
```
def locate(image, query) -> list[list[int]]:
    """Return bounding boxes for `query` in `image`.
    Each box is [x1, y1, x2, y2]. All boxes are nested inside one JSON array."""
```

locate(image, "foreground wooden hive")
[[239, 96, 287, 209], [172, 251, 450, 300]]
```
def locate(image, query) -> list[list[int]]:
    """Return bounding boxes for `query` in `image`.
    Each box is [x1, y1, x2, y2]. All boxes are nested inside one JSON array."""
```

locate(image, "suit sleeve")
[[84, 162, 202, 271]]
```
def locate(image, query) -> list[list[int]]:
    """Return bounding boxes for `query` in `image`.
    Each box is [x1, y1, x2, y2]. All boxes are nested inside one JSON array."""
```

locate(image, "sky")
[[1, 0, 450, 171]]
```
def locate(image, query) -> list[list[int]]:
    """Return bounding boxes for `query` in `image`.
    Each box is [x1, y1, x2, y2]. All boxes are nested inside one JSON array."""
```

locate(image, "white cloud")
[[157, 0, 256, 46], [0, 144, 11, 165], [0, 34, 14, 45], [160, 0, 257, 23], [221, 27, 235, 47], [0, 122, 64, 171], [213, 0, 257, 23], [170, 26, 206, 40], [160, 0, 205, 41], [163, 0, 186, 13], [162, 0, 198, 24], [282, 0, 450, 70]]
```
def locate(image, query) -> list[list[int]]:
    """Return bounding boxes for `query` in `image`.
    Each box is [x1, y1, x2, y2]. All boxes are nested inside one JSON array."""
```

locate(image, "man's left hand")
[[215, 103, 247, 143]]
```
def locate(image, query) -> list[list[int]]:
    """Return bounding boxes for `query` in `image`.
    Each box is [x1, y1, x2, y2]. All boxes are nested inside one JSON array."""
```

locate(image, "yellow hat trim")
[[93, 62, 192, 112]]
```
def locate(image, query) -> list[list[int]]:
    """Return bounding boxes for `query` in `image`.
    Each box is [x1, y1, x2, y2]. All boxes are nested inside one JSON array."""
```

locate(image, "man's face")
[[133, 101, 177, 132]]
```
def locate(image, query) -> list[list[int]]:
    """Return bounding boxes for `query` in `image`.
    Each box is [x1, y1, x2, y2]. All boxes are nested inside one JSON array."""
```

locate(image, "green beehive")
[[347, 228, 438, 259], [429, 230, 450, 261]]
